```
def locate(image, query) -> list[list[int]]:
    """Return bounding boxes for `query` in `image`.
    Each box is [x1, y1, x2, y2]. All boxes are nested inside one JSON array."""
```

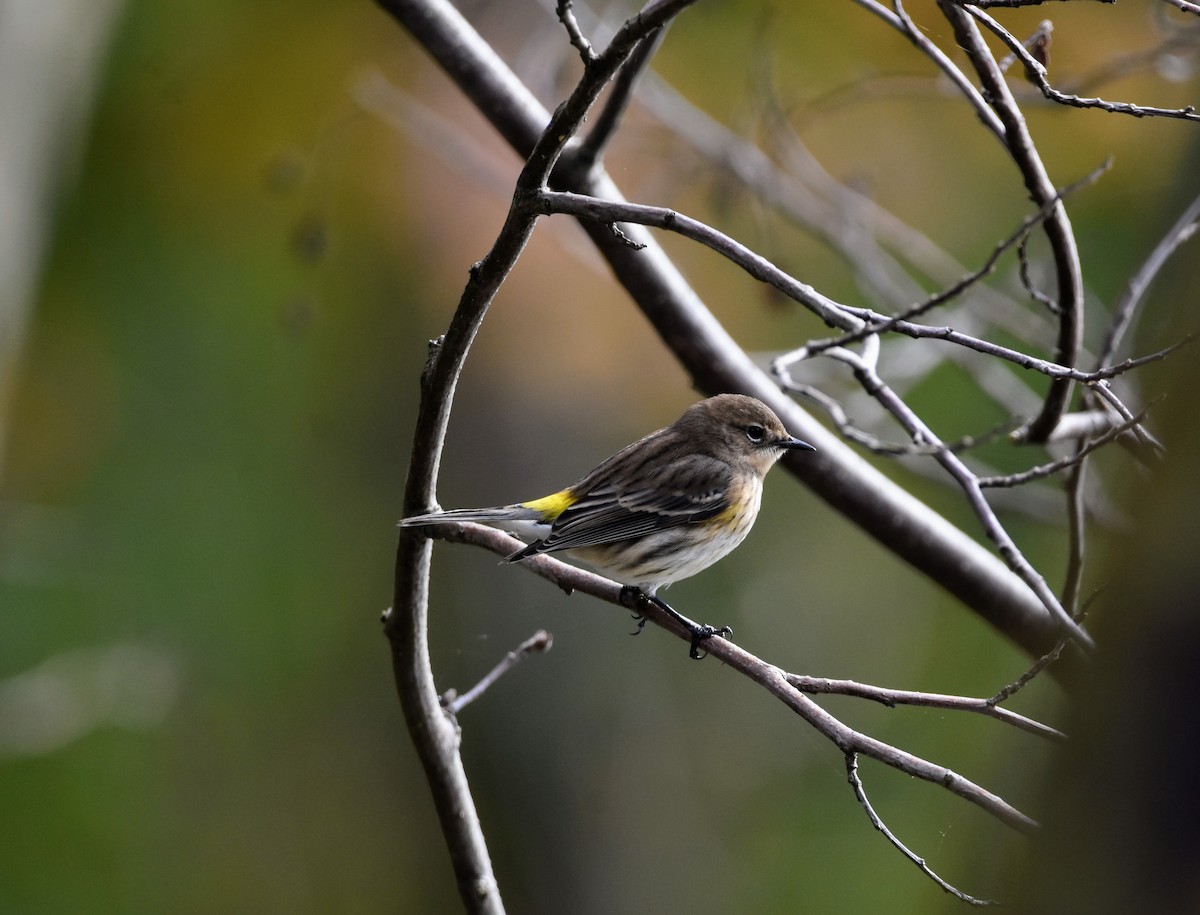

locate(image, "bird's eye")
[[745, 424, 767, 444]]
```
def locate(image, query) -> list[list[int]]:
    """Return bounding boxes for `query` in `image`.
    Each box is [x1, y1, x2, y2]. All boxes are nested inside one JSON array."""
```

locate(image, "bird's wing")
[[514, 453, 730, 556]]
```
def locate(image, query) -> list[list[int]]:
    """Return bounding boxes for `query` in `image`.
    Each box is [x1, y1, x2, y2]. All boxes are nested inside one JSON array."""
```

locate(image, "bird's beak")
[[780, 435, 816, 452]]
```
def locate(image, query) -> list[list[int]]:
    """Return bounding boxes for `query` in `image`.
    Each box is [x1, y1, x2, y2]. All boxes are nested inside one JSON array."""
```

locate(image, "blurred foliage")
[[1, 0, 1197, 912]]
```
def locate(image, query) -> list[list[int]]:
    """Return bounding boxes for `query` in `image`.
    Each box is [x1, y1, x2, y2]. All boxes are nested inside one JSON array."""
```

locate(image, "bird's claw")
[[618, 585, 732, 659], [687, 624, 734, 660]]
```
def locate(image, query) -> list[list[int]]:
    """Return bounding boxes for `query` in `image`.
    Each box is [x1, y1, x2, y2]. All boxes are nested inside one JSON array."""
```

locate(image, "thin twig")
[[802, 347, 1095, 650], [556, 0, 597, 64], [1089, 380, 1166, 458], [533, 189, 859, 329], [1061, 447, 1088, 616], [997, 18, 1053, 75], [846, 753, 998, 906], [538, 188, 1176, 388], [850, 0, 1004, 138], [1097, 190, 1200, 367], [1017, 237, 1059, 314], [989, 639, 1068, 705], [415, 517, 1041, 833], [796, 383, 1020, 456], [442, 631, 554, 715], [968, 6, 1200, 122], [789, 674, 1065, 740], [798, 160, 1108, 361], [578, 28, 667, 168], [977, 406, 1153, 487]]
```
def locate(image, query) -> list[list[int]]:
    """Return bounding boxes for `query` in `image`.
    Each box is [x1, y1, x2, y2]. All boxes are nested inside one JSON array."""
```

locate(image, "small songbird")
[[401, 394, 815, 658]]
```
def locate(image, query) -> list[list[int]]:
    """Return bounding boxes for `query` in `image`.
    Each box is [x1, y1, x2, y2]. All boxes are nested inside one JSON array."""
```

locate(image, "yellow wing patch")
[[520, 489, 578, 521]]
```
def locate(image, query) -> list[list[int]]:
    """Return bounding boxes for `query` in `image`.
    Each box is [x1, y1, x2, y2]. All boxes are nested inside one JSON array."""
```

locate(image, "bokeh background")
[[2, 0, 1197, 912]]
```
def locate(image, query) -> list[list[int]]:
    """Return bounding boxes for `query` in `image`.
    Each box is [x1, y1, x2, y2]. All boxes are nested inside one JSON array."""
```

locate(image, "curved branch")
[[938, 1, 1085, 443], [538, 189, 1175, 388], [420, 519, 1041, 834], [970, 6, 1200, 122], [817, 347, 1094, 650], [846, 753, 998, 906], [377, 0, 1088, 662], [852, 0, 1005, 139], [379, 0, 699, 909]]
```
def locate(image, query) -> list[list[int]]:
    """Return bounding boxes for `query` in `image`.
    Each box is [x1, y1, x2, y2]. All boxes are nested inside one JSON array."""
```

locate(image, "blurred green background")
[[2, 0, 1196, 912]]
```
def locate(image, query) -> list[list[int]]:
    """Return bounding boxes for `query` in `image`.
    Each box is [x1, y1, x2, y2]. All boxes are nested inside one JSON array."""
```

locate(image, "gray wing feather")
[[515, 453, 730, 556]]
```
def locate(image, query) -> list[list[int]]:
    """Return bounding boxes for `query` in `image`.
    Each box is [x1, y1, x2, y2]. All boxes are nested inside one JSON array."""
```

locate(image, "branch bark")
[[938, 1, 1084, 443]]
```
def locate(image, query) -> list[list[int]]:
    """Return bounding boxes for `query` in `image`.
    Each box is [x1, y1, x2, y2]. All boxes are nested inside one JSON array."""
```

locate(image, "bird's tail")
[[402, 487, 577, 528], [400, 505, 545, 528]]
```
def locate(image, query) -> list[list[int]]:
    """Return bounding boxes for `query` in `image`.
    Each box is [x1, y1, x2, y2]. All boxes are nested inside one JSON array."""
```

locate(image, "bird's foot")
[[620, 586, 651, 635], [618, 587, 733, 660], [684, 623, 735, 660]]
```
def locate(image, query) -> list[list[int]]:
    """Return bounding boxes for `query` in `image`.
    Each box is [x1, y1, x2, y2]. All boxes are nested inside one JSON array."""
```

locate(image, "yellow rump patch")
[[520, 489, 578, 521], [705, 502, 743, 525]]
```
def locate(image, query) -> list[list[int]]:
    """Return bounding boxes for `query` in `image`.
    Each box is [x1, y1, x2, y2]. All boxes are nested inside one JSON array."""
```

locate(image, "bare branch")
[[846, 753, 999, 906], [968, 6, 1200, 122], [850, 0, 1005, 138], [441, 631, 554, 716], [578, 29, 667, 168], [539, 188, 1169, 392], [798, 160, 1108, 362], [1156, 0, 1200, 17], [534, 188, 857, 328], [1090, 380, 1167, 458], [1097, 190, 1200, 367], [989, 638, 1069, 704], [556, 0, 597, 64], [379, 1, 702, 909], [789, 674, 1065, 740], [970, 0, 1112, 7], [996, 18, 1053, 75], [536, 183, 1180, 406], [412, 518, 1041, 833], [795, 383, 1020, 457], [795, 318, 1189, 387], [977, 406, 1153, 487], [1017, 237, 1060, 314], [939, 0, 1085, 443], [791, 347, 1094, 650]]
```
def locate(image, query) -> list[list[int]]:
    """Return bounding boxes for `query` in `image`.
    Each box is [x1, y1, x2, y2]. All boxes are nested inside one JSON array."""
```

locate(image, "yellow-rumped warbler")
[[401, 394, 815, 657]]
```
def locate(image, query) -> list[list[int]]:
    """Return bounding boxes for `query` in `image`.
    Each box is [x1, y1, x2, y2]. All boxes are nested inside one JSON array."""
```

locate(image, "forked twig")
[[968, 6, 1200, 122], [441, 631, 554, 716], [413, 518, 1043, 836], [847, 753, 998, 906], [789, 674, 1064, 740]]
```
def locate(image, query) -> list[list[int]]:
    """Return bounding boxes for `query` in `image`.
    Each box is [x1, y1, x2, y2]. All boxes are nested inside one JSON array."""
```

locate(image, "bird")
[[401, 393, 815, 658]]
